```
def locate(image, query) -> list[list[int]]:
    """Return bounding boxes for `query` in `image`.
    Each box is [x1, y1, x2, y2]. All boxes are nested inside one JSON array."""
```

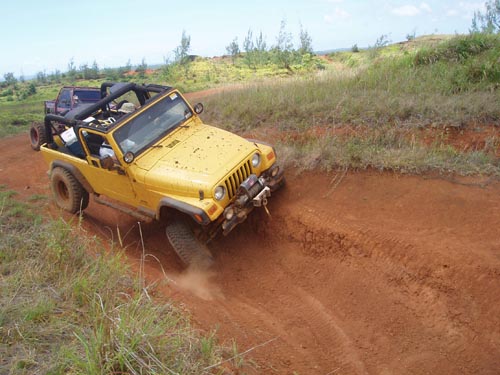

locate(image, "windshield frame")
[[112, 91, 193, 157]]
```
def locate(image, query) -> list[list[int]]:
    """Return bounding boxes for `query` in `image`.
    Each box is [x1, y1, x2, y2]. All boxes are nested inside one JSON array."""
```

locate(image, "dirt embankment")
[[1, 132, 499, 374]]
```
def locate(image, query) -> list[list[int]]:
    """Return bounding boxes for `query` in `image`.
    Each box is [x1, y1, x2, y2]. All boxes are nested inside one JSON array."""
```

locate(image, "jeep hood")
[[137, 124, 256, 193]]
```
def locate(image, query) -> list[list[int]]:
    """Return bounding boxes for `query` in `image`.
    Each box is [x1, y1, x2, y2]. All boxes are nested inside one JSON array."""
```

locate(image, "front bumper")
[[220, 165, 284, 236]]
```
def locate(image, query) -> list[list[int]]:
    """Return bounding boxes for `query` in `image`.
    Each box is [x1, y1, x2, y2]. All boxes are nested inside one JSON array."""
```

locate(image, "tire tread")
[[166, 220, 214, 269]]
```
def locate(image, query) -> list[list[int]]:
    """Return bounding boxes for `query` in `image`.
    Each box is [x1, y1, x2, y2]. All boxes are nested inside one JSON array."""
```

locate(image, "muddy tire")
[[271, 175, 286, 192], [166, 219, 214, 269], [29, 123, 48, 151], [50, 167, 89, 213]]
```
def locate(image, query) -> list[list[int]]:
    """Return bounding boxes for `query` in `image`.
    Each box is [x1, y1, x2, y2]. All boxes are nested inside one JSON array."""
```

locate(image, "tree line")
[[224, 20, 314, 71], [470, 0, 500, 33]]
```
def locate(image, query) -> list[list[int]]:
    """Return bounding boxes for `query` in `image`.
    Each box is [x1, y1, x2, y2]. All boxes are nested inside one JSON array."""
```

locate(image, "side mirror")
[[194, 103, 204, 114], [100, 155, 114, 170]]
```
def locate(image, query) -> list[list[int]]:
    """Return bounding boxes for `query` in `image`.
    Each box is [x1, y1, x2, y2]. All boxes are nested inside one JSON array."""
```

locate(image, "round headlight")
[[224, 207, 235, 220], [214, 186, 225, 201], [271, 165, 279, 177], [251, 153, 261, 168], [123, 151, 135, 164]]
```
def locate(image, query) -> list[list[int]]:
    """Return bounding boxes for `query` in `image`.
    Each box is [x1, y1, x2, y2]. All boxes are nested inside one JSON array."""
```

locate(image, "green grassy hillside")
[[200, 33, 500, 175]]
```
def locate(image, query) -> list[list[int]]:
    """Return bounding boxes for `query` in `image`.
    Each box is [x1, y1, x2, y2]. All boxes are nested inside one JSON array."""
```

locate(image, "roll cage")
[[43, 82, 173, 144]]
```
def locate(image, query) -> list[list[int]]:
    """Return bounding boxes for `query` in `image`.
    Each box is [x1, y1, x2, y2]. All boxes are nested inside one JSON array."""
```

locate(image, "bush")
[[414, 33, 500, 65], [0, 88, 13, 97]]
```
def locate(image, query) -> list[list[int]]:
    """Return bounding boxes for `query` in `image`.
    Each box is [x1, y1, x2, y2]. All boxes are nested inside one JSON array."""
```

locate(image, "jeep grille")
[[224, 160, 252, 199]]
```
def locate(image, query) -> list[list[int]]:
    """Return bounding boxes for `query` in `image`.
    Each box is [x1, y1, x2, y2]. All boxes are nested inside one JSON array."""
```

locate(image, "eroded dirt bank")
[[1, 133, 499, 374]]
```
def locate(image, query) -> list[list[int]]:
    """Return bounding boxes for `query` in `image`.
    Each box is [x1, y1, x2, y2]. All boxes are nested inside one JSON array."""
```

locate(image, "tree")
[[90, 60, 99, 79], [254, 31, 268, 66], [368, 34, 391, 59], [226, 37, 240, 63], [161, 56, 176, 81], [3, 72, 17, 86], [406, 29, 416, 41], [298, 24, 313, 55], [273, 19, 295, 71], [174, 30, 191, 65], [103, 67, 119, 81], [470, 0, 500, 33], [351, 44, 359, 53], [173, 30, 191, 78], [374, 34, 391, 48], [471, 12, 480, 33], [79, 63, 89, 79], [243, 29, 255, 68], [50, 69, 62, 83], [36, 71, 47, 84], [67, 58, 77, 80], [120, 59, 132, 78], [27, 82, 36, 96], [135, 58, 147, 79]]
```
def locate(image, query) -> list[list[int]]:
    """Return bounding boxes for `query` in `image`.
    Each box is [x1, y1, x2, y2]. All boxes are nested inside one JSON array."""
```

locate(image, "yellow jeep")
[[38, 82, 284, 267]]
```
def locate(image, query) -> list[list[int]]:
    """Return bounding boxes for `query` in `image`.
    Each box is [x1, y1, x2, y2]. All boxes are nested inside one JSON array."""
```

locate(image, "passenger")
[[99, 141, 115, 159]]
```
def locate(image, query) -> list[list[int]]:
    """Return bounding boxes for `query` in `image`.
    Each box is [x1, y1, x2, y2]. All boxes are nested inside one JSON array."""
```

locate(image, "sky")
[[0, 0, 487, 77]]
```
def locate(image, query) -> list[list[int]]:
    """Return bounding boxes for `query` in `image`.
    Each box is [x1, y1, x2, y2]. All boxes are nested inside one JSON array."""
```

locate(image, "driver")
[[118, 102, 136, 115]]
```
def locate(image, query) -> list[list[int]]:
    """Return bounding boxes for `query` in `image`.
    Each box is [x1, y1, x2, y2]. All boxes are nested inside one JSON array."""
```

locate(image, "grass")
[[1, 33, 498, 175], [198, 33, 500, 175], [0, 188, 235, 374], [203, 34, 500, 131], [0, 55, 322, 138], [0, 101, 42, 138], [275, 127, 499, 175]]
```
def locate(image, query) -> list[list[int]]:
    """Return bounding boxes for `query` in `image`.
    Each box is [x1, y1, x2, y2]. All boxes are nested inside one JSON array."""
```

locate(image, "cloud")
[[446, 1, 485, 19], [324, 7, 350, 23], [392, 5, 420, 16], [459, 1, 486, 15], [392, 2, 432, 17], [420, 2, 432, 13]]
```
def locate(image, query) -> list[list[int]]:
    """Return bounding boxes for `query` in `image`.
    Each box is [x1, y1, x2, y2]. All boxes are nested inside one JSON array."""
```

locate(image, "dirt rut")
[[1, 134, 499, 374]]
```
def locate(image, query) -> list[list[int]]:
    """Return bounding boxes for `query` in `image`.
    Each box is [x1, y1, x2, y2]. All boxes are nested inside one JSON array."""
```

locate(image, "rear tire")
[[166, 219, 214, 269], [29, 123, 48, 151], [50, 167, 89, 213]]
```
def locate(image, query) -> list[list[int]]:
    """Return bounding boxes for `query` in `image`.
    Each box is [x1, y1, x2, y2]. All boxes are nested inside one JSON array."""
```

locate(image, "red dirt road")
[[1, 133, 499, 374]]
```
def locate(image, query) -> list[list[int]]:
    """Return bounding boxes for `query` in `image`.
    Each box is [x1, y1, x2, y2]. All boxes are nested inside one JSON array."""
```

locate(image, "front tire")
[[29, 123, 48, 151], [50, 167, 89, 213], [166, 219, 214, 269]]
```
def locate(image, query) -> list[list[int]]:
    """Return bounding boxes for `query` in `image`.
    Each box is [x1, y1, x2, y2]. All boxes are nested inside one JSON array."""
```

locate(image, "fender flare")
[[158, 197, 210, 225], [50, 160, 94, 194]]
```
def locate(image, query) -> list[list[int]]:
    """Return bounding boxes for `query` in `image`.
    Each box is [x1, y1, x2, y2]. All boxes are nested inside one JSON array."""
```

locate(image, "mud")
[[1, 131, 499, 374]]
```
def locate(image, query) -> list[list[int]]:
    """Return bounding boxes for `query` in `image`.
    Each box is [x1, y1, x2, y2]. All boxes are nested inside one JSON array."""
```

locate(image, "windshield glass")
[[112, 92, 192, 155], [74, 90, 101, 102]]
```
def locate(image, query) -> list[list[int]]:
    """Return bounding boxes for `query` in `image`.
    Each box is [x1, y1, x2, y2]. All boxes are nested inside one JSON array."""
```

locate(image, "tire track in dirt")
[[1, 134, 499, 374], [251, 182, 500, 374]]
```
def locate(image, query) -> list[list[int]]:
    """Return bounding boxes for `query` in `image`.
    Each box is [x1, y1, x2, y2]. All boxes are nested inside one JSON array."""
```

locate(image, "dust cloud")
[[176, 267, 224, 301]]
